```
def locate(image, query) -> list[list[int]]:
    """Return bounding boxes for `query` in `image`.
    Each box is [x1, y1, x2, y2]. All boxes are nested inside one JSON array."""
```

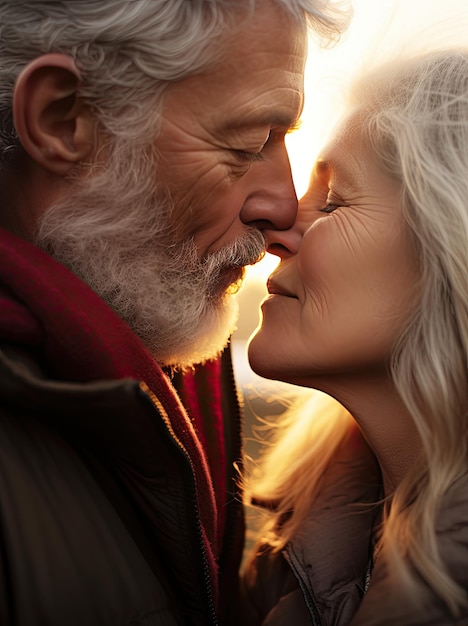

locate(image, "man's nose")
[[239, 144, 298, 236], [263, 191, 316, 259], [264, 221, 303, 259]]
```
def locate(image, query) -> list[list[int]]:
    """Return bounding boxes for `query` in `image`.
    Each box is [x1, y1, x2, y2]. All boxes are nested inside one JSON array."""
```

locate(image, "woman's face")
[[248, 114, 421, 386]]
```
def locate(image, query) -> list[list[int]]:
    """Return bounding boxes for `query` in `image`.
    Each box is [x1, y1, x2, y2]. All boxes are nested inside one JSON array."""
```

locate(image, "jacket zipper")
[[138, 381, 218, 625], [219, 345, 245, 567], [284, 546, 322, 626]]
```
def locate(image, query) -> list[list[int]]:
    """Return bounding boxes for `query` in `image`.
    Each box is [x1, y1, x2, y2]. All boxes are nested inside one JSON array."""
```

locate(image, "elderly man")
[[0, 1, 348, 624]]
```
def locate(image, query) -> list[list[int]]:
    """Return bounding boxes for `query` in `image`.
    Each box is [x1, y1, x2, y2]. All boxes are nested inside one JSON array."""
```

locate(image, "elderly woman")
[[242, 49, 468, 625]]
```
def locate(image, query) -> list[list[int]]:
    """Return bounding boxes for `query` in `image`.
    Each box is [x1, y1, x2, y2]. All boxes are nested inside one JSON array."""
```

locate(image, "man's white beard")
[[34, 145, 266, 369]]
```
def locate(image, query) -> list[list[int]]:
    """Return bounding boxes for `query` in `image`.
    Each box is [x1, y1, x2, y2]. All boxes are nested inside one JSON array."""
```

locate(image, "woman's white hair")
[[359, 48, 468, 612], [0, 0, 350, 165], [246, 48, 468, 617]]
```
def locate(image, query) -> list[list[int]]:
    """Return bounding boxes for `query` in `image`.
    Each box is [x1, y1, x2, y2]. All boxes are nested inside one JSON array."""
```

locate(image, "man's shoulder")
[[0, 348, 194, 626], [0, 398, 182, 625]]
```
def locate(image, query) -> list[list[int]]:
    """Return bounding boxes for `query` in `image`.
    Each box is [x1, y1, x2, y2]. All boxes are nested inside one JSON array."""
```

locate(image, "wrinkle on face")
[[249, 109, 420, 385], [153, 3, 306, 254]]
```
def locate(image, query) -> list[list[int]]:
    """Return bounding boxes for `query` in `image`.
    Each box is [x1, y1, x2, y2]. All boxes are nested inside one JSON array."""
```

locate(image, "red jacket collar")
[[0, 227, 220, 560]]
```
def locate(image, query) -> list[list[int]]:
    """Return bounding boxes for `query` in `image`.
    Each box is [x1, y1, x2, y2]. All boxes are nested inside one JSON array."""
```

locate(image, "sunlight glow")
[[233, 0, 468, 487], [244, 0, 468, 288]]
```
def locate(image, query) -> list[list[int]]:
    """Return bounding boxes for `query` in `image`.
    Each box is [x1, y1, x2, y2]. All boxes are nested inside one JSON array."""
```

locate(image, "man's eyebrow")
[[223, 112, 303, 132], [288, 118, 303, 132]]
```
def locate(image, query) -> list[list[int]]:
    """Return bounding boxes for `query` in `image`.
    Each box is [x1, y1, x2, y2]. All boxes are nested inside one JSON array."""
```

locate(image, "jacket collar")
[[0, 227, 219, 561]]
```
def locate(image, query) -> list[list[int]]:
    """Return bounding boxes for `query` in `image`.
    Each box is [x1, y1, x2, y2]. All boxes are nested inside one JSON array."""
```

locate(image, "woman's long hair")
[[246, 49, 468, 615]]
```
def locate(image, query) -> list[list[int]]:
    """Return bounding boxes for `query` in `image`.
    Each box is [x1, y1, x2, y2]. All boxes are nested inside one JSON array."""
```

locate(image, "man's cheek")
[[188, 163, 236, 207]]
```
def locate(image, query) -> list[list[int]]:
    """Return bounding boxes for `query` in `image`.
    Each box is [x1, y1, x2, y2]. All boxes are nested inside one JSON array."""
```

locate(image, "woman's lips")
[[266, 278, 297, 298]]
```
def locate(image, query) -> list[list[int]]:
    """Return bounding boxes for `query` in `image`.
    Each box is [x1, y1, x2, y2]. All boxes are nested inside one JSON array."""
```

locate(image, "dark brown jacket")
[[0, 345, 245, 625], [0, 228, 245, 625]]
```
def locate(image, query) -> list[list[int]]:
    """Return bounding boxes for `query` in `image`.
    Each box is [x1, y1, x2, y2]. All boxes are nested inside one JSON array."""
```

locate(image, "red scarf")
[[0, 227, 225, 569]]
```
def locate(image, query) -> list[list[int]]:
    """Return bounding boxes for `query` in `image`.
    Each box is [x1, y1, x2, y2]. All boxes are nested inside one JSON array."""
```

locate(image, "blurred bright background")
[[232, 0, 468, 464]]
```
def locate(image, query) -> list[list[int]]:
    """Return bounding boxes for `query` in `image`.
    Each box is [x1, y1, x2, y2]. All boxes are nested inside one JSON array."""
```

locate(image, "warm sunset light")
[[233, 0, 468, 393], [236, 0, 468, 321]]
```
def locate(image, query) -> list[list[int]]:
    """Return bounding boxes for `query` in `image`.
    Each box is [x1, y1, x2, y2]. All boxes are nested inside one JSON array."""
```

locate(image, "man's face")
[[36, 1, 307, 368], [156, 0, 306, 272]]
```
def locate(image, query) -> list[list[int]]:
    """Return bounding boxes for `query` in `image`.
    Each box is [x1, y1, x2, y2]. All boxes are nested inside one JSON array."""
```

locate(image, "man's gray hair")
[[0, 0, 350, 166]]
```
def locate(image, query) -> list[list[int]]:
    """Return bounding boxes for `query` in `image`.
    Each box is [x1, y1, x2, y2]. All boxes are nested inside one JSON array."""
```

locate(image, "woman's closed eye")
[[319, 203, 340, 214]]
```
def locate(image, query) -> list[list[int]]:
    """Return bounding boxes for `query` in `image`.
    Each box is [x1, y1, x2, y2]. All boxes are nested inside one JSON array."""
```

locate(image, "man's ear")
[[13, 53, 95, 176]]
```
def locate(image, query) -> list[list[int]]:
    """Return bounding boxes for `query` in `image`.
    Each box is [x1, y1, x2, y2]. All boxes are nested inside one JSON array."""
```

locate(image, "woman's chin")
[[247, 332, 278, 379]]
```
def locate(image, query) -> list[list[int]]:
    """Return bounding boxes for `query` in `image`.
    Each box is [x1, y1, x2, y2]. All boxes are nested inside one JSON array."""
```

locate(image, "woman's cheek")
[[298, 218, 339, 283]]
